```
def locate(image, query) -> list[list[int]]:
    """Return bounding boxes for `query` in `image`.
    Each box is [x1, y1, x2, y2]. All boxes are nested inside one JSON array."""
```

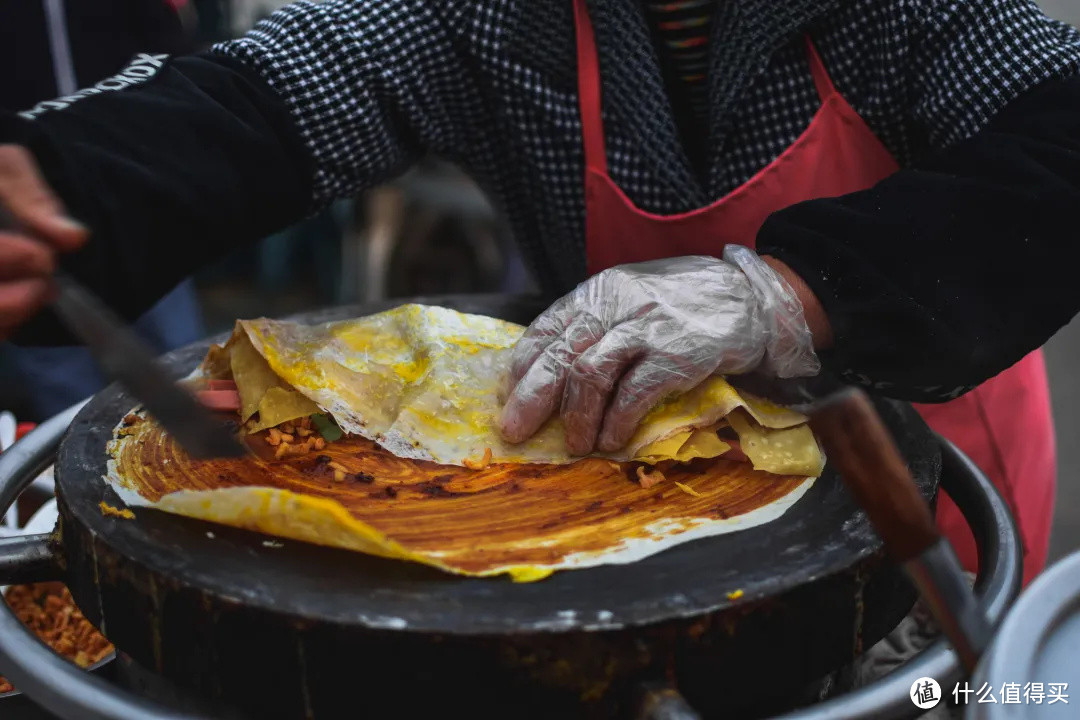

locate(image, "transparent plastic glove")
[[498, 248, 820, 455]]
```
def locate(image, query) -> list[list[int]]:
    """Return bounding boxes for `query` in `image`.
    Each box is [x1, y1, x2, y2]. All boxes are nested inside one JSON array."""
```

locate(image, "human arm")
[[759, 0, 1080, 401], [3, 0, 475, 345]]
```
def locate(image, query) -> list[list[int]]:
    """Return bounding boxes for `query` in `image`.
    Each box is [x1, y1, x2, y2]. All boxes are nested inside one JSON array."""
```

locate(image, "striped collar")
[[580, 0, 843, 201]]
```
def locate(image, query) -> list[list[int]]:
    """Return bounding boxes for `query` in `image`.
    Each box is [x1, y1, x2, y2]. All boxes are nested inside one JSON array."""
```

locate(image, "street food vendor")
[[1, 0, 1079, 586]]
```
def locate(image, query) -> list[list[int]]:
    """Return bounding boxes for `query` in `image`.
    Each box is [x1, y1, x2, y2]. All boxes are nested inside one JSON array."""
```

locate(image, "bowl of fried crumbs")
[[0, 582, 115, 699]]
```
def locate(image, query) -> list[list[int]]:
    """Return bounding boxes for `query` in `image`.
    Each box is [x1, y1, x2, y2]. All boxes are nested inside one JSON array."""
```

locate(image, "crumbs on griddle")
[[636, 465, 666, 489], [99, 502, 134, 520], [267, 416, 327, 459], [463, 447, 492, 470], [373, 486, 398, 499], [673, 481, 704, 498]]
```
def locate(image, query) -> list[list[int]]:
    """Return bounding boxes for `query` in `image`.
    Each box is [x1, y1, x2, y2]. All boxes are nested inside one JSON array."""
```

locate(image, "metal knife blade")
[[50, 271, 247, 459], [0, 207, 245, 458]]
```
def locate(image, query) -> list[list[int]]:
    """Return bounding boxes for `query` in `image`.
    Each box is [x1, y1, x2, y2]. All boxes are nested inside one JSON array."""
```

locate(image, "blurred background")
[[182, 0, 540, 333], [0, 0, 536, 424], [1, 0, 1079, 561]]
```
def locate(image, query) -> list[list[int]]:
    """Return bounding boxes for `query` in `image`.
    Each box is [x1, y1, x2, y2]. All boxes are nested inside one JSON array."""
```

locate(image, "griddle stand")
[[0, 401, 1021, 720]]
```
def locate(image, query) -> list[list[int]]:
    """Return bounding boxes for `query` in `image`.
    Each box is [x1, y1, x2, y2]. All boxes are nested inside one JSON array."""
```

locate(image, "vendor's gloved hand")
[[498, 247, 821, 455], [0, 145, 87, 339]]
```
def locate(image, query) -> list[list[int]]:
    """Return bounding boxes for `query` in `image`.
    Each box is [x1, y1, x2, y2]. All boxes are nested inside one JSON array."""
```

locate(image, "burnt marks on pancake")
[[305, 455, 376, 487], [539, 500, 606, 530], [417, 482, 462, 498], [307, 454, 336, 485], [414, 472, 468, 497], [215, 470, 242, 486], [539, 513, 570, 530], [609, 463, 638, 485], [372, 486, 398, 500], [507, 465, 548, 480]]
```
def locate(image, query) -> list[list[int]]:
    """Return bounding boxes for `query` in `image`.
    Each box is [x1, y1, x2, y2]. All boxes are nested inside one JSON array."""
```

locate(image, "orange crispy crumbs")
[[636, 466, 665, 489], [278, 438, 324, 459], [98, 502, 134, 520], [0, 584, 114, 694], [268, 421, 327, 457], [463, 447, 493, 470], [673, 481, 704, 498]]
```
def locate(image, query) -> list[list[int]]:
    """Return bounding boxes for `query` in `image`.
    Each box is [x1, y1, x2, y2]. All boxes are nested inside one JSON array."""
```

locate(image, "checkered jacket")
[[216, 0, 1080, 294]]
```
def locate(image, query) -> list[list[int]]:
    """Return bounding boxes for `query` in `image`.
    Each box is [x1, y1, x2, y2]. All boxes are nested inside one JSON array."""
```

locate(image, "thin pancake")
[[107, 414, 814, 581], [214, 304, 822, 472]]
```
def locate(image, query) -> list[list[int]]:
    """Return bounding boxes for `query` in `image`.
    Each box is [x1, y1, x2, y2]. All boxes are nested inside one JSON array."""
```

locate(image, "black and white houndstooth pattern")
[[215, 0, 1080, 294]]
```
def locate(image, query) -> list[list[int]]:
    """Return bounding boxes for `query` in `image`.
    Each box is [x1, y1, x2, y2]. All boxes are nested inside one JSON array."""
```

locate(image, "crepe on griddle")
[[105, 304, 823, 581]]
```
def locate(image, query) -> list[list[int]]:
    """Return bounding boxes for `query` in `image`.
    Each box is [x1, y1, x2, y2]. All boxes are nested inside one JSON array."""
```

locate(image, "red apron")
[[572, 0, 1055, 585]]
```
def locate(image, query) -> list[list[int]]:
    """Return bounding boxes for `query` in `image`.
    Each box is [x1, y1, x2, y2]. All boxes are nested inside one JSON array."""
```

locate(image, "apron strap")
[[574, 10, 834, 171], [804, 35, 836, 103], [573, 0, 608, 175]]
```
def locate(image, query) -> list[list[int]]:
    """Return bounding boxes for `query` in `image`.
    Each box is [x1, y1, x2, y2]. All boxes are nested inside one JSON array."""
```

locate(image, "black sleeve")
[[3, 52, 315, 346], [757, 74, 1080, 402], [5, 0, 481, 347]]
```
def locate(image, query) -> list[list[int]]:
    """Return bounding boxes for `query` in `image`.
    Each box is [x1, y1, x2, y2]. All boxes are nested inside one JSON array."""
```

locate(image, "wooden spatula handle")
[[809, 388, 939, 563]]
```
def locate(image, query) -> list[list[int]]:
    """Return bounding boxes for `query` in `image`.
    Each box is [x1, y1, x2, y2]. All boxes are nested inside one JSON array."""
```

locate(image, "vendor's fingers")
[[0, 232, 56, 279], [0, 145, 87, 251], [507, 295, 578, 388], [596, 357, 710, 453], [0, 277, 53, 338], [500, 315, 606, 443], [499, 345, 573, 443], [561, 324, 642, 455]]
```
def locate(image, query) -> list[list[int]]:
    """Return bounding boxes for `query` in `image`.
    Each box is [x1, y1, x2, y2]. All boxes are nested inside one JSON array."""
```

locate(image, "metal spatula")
[[0, 206, 244, 459], [48, 270, 246, 459]]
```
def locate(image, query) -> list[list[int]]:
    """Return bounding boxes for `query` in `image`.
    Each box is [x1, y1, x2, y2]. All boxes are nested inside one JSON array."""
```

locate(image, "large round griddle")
[[43, 296, 942, 717]]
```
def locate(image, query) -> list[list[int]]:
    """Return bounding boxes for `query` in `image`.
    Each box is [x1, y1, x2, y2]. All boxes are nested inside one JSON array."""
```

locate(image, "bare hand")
[[0, 145, 87, 338]]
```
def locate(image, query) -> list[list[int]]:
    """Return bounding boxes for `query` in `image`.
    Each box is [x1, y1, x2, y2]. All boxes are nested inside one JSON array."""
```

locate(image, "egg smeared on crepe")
[[106, 304, 824, 581], [202, 304, 823, 474]]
